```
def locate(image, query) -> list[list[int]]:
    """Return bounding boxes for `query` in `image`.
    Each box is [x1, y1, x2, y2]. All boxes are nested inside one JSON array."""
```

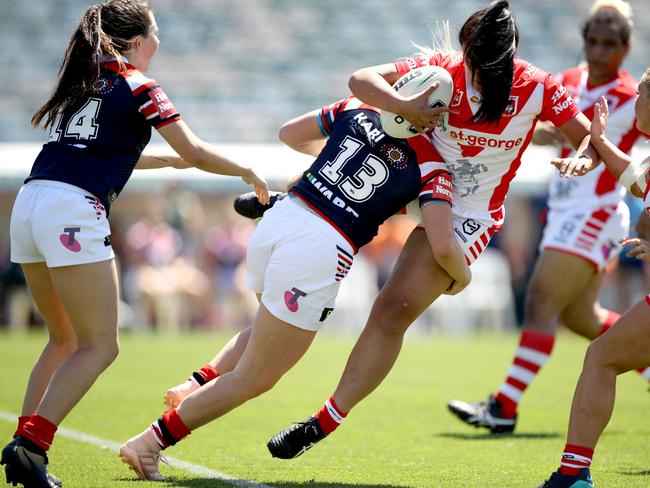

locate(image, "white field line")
[[0, 411, 272, 488]]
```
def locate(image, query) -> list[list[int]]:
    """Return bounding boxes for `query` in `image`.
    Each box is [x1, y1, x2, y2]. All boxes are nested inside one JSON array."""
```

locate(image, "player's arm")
[[532, 121, 565, 146], [551, 112, 601, 177], [134, 153, 192, 170], [348, 63, 444, 132], [421, 201, 471, 295], [589, 96, 647, 197], [158, 119, 269, 204], [278, 109, 326, 157], [420, 173, 471, 295]]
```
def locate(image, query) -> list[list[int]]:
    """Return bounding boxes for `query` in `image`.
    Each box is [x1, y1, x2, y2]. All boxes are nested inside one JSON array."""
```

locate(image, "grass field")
[[0, 329, 648, 488]]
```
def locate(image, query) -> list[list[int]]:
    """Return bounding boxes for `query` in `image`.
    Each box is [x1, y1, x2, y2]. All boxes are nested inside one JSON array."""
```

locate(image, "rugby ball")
[[379, 65, 453, 139]]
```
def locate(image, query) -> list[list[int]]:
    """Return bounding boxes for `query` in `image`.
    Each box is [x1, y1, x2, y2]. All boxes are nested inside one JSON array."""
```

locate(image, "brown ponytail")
[[32, 0, 152, 129]]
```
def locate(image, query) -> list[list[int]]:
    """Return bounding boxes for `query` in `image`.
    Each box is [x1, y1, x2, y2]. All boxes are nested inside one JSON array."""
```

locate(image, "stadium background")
[[0, 0, 649, 333]]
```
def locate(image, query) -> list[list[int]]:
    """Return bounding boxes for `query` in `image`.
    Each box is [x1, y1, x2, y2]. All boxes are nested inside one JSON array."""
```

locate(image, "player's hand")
[[550, 155, 593, 178], [242, 169, 269, 205], [590, 96, 609, 141], [401, 82, 448, 133], [443, 268, 471, 296], [621, 237, 650, 263], [635, 212, 650, 240]]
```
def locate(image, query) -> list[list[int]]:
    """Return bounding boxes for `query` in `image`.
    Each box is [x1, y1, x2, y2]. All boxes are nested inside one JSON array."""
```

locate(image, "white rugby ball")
[[379, 65, 453, 139]]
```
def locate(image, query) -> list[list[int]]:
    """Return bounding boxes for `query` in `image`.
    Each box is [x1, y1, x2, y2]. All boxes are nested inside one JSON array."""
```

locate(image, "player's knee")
[[370, 294, 418, 336], [523, 286, 559, 328], [47, 334, 78, 356], [93, 339, 120, 368], [583, 337, 620, 373]]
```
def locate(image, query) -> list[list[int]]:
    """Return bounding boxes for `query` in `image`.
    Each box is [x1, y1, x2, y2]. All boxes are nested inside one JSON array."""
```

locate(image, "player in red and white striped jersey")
[[538, 68, 650, 488], [448, 0, 649, 437], [264, 0, 605, 460]]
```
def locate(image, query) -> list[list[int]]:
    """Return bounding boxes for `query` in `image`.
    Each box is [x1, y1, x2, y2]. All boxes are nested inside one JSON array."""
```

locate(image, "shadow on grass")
[[435, 431, 561, 440], [617, 469, 650, 476]]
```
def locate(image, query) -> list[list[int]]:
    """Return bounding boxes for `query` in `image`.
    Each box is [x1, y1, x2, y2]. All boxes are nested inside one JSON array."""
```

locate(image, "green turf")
[[0, 329, 648, 487]]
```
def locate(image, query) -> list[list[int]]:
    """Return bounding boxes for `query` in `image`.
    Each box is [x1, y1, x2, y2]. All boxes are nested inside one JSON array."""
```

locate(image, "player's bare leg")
[[18, 263, 78, 419], [32, 260, 120, 425], [448, 250, 599, 432], [537, 299, 650, 487], [164, 327, 252, 410], [568, 299, 650, 447], [332, 230, 452, 411], [267, 230, 454, 459], [121, 304, 316, 479]]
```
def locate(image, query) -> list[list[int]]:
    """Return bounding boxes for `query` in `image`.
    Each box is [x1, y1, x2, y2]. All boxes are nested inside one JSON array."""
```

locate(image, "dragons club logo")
[[284, 287, 307, 312], [60, 227, 82, 252]]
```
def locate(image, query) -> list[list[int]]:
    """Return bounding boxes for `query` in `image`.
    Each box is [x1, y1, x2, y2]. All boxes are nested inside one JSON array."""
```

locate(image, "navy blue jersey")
[[26, 59, 181, 213], [291, 97, 448, 251]]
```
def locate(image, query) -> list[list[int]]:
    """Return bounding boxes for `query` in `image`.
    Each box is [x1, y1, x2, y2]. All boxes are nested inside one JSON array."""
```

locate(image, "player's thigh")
[[47, 259, 119, 345], [21, 262, 76, 344], [374, 229, 452, 322], [526, 249, 597, 312], [586, 299, 650, 373], [234, 303, 316, 389], [559, 271, 605, 337]]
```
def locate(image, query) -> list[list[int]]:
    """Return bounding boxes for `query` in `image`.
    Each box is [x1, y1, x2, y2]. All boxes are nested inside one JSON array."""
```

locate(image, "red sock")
[[597, 310, 620, 337], [494, 330, 555, 418], [190, 364, 219, 386], [314, 396, 348, 434], [560, 443, 594, 475], [150, 408, 191, 449], [13, 416, 30, 438], [18, 414, 58, 451]]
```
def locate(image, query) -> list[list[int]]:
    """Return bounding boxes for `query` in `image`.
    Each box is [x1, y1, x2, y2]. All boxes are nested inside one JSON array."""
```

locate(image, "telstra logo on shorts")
[[60, 227, 82, 252], [284, 287, 307, 312]]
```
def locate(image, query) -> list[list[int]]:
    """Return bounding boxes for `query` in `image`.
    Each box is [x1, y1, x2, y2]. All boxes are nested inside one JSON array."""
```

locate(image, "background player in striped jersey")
[[118, 95, 470, 480], [447, 0, 649, 435], [0, 1, 267, 486], [538, 71, 650, 488], [265, 0, 606, 459]]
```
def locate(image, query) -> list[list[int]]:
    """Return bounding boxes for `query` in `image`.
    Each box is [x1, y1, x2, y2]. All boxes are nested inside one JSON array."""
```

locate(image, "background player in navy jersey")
[[117, 95, 470, 480], [447, 0, 650, 435], [0, 1, 267, 486], [538, 71, 650, 488]]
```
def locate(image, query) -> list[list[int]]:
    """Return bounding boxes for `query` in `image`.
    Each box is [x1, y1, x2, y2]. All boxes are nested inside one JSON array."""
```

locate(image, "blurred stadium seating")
[[1, 0, 648, 143]]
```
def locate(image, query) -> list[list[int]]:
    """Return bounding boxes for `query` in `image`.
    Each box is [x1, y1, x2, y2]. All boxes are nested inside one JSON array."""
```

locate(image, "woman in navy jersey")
[[0, 1, 266, 486], [118, 93, 470, 480]]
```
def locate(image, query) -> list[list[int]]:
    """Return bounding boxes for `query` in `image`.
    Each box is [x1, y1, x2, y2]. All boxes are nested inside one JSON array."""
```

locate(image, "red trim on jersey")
[[289, 190, 358, 254], [645, 295, 650, 307], [132, 80, 157, 96], [155, 116, 181, 130], [407, 136, 444, 165]]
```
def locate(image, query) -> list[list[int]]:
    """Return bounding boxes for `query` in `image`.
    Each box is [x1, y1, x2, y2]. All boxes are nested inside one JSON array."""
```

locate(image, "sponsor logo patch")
[[60, 227, 81, 252], [284, 287, 307, 312], [462, 219, 480, 236]]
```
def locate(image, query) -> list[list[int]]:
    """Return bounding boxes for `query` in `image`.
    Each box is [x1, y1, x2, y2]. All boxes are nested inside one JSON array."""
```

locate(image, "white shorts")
[[410, 210, 497, 265], [246, 196, 354, 331], [10, 180, 115, 267], [540, 202, 629, 271]]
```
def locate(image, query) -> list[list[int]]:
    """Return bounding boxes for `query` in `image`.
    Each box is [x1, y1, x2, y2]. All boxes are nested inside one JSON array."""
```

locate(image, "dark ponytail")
[[459, 0, 519, 123], [32, 0, 152, 129]]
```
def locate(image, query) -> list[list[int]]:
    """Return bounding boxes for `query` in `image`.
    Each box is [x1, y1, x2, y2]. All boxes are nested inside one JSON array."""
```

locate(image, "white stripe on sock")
[[507, 365, 536, 384], [516, 346, 550, 367], [325, 399, 344, 424], [497, 382, 523, 403]]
